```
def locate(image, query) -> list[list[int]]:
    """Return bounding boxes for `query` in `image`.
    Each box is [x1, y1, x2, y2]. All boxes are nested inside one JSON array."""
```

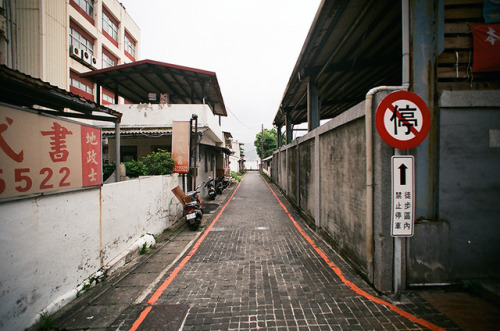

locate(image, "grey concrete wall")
[[270, 89, 500, 292], [270, 101, 388, 289], [297, 140, 315, 220], [319, 118, 367, 273], [407, 91, 500, 283], [288, 146, 298, 202]]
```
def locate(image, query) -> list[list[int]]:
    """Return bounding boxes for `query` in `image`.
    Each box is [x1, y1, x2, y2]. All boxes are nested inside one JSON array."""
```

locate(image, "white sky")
[[119, 0, 321, 163]]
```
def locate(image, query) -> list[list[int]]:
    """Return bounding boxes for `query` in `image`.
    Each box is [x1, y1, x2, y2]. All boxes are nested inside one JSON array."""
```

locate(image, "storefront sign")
[[172, 121, 190, 174], [0, 105, 102, 200]]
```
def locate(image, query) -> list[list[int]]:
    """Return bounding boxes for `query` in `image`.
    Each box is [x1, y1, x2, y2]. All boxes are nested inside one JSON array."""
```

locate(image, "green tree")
[[254, 128, 285, 159]]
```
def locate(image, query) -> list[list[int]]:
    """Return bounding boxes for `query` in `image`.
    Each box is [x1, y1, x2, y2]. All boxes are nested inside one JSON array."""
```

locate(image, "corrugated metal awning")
[[274, 0, 402, 127], [81, 59, 227, 117], [0, 65, 122, 122], [102, 127, 172, 137]]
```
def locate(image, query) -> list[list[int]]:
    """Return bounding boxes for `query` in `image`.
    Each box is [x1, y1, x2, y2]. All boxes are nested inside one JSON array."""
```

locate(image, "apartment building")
[[0, 0, 140, 104]]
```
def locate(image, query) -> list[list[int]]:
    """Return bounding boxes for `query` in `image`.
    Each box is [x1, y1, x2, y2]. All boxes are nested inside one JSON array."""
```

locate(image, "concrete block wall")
[[0, 174, 183, 331], [271, 98, 395, 293]]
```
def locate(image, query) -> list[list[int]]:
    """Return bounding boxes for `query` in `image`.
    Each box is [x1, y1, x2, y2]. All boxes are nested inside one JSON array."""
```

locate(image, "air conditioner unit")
[[81, 50, 92, 65], [69, 45, 81, 59], [91, 56, 99, 69]]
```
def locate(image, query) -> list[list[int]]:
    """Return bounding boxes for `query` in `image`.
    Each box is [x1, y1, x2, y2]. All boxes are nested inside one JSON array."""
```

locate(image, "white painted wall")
[[99, 103, 224, 143], [0, 174, 183, 331]]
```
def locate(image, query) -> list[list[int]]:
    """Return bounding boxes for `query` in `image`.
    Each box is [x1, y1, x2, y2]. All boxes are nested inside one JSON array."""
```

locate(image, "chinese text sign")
[[391, 156, 415, 237], [0, 105, 102, 200], [172, 121, 190, 174]]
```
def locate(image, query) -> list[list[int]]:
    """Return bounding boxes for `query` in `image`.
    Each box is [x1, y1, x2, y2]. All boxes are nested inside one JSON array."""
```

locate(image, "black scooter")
[[215, 176, 229, 194], [205, 177, 217, 200], [183, 185, 203, 230]]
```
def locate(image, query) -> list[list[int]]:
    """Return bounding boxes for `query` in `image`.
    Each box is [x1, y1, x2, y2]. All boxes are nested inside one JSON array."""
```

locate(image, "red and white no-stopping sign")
[[376, 91, 431, 149]]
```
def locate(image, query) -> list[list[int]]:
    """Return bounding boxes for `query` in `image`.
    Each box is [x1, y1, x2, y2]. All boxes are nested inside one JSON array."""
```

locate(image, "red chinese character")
[[0, 117, 23, 162], [41, 122, 73, 162]]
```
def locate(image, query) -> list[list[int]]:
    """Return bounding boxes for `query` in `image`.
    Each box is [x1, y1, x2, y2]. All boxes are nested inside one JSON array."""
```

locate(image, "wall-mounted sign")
[[391, 156, 415, 237], [0, 105, 102, 200], [172, 121, 190, 174], [376, 91, 431, 150]]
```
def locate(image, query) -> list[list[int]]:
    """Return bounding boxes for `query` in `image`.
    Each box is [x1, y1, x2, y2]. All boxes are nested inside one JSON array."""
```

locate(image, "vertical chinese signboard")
[[0, 105, 102, 200], [391, 156, 415, 237], [172, 121, 190, 174]]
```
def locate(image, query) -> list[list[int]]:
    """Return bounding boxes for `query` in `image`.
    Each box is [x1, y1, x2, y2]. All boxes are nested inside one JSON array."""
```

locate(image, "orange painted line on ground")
[[262, 176, 445, 331], [129, 182, 242, 331]]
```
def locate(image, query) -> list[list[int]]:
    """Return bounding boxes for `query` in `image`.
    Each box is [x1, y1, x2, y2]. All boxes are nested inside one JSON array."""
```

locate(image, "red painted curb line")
[[129, 182, 242, 331], [261, 175, 445, 331]]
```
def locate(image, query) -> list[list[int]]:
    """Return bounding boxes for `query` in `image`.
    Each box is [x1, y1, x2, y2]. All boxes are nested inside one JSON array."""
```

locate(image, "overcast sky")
[[119, 0, 321, 164]]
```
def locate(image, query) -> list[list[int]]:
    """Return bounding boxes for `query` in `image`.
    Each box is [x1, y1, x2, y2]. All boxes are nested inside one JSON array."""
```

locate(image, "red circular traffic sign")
[[375, 91, 431, 149]]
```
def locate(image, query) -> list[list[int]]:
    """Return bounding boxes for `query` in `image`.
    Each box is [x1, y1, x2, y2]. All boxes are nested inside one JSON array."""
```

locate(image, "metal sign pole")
[[394, 148, 403, 298]]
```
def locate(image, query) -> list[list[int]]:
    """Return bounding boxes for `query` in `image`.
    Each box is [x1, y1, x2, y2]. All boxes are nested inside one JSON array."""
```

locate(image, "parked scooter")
[[205, 177, 217, 200], [215, 176, 230, 194], [183, 185, 203, 230]]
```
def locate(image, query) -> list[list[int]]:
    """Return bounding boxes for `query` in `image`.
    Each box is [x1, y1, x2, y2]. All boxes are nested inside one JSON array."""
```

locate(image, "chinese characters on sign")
[[81, 126, 102, 186], [0, 105, 102, 200], [172, 121, 190, 174], [391, 156, 414, 237], [376, 91, 431, 150]]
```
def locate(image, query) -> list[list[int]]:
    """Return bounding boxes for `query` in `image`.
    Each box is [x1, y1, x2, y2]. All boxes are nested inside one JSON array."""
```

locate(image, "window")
[[102, 52, 116, 68], [74, 0, 93, 17], [121, 146, 137, 162], [102, 11, 118, 41], [102, 93, 114, 104], [69, 27, 93, 56], [70, 76, 93, 95], [124, 33, 136, 58]]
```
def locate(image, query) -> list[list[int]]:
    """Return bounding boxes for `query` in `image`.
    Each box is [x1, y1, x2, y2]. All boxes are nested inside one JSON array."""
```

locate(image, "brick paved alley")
[[122, 171, 457, 331]]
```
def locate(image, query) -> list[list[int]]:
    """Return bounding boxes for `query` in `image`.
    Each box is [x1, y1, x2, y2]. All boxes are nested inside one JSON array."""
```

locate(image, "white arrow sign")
[[391, 156, 415, 237]]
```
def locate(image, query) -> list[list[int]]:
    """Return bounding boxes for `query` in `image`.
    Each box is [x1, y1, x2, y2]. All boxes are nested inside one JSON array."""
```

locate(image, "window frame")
[[124, 31, 136, 60], [69, 23, 94, 56], [102, 7, 119, 46]]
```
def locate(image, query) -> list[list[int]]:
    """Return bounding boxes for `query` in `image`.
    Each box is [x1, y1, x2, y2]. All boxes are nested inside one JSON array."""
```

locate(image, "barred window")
[[102, 12, 118, 40], [69, 27, 93, 56]]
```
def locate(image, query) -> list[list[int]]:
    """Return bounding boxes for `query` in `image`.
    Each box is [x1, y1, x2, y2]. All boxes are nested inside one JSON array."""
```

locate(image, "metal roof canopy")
[[274, 0, 402, 128], [0, 65, 122, 122], [81, 59, 227, 117]]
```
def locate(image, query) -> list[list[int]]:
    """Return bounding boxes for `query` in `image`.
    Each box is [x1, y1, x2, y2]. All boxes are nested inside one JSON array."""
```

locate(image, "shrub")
[[124, 159, 146, 177], [143, 149, 175, 175], [231, 171, 243, 182]]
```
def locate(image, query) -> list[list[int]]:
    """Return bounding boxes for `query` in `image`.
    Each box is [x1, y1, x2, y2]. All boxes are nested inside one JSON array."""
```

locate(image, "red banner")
[[472, 23, 500, 72], [81, 126, 102, 187], [172, 121, 190, 174]]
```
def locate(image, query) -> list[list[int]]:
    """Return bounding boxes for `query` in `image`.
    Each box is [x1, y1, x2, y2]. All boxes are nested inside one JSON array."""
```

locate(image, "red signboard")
[[375, 91, 431, 150], [172, 121, 190, 174], [0, 105, 102, 200], [471, 24, 500, 72]]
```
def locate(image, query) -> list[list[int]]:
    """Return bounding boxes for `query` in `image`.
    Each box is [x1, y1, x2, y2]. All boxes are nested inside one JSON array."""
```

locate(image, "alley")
[[128, 172, 455, 330], [49, 171, 460, 331]]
